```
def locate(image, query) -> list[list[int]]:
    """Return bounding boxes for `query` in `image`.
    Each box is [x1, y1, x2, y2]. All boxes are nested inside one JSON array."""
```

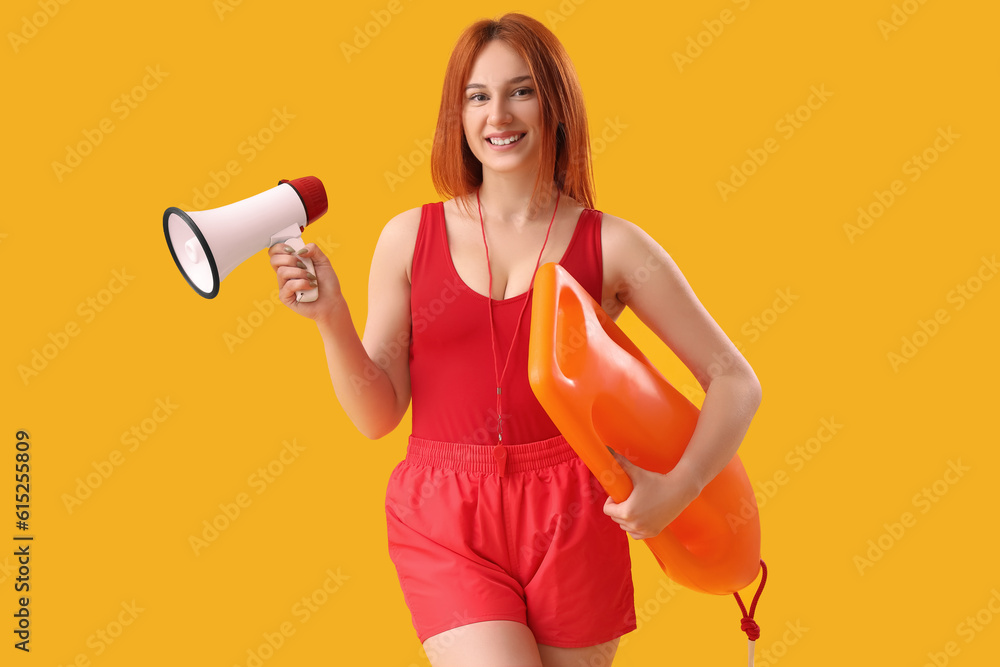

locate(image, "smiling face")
[[462, 40, 543, 176]]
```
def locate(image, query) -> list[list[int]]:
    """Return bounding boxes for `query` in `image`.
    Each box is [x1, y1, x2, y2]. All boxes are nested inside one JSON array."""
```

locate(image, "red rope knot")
[[740, 616, 760, 641], [733, 559, 767, 642]]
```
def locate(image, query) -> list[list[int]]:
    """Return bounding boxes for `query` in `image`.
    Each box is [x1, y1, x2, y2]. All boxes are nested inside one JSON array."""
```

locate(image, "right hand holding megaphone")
[[269, 241, 344, 320]]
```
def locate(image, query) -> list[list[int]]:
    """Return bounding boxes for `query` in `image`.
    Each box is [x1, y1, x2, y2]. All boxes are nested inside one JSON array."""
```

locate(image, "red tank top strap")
[[411, 203, 454, 300], [559, 207, 604, 305]]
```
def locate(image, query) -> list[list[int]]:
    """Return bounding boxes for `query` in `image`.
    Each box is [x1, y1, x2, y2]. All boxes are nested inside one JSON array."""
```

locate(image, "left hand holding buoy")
[[602, 451, 702, 540]]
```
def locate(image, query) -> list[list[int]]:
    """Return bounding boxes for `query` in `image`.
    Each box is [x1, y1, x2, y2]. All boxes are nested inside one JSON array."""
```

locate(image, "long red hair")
[[431, 13, 596, 217]]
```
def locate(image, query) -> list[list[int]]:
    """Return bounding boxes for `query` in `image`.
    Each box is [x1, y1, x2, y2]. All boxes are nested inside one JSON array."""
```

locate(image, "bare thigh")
[[423, 620, 543, 667], [538, 638, 620, 667], [422, 621, 620, 667]]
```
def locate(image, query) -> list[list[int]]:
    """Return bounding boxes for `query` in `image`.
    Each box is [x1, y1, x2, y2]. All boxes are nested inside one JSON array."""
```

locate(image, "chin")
[[478, 151, 541, 174]]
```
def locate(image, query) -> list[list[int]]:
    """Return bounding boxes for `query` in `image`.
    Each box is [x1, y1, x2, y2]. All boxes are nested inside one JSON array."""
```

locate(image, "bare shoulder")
[[599, 210, 659, 254], [598, 210, 680, 307], [373, 205, 424, 283]]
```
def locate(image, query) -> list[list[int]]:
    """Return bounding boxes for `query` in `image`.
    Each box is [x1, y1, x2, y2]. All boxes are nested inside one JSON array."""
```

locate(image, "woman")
[[269, 12, 761, 667]]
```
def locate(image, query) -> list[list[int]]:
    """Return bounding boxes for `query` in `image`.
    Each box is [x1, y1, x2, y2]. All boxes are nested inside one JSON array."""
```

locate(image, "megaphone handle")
[[282, 236, 318, 303]]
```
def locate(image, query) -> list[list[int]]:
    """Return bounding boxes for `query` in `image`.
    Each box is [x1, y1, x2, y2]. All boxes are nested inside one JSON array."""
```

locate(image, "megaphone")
[[163, 176, 328, 300]]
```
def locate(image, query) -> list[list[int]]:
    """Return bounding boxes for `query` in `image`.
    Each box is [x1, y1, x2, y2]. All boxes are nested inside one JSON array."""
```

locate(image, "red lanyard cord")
[[477, 187, 561, 474]]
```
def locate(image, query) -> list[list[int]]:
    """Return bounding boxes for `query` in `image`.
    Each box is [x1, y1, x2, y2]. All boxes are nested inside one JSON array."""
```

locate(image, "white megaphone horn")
[[163, 176, 328, 300]]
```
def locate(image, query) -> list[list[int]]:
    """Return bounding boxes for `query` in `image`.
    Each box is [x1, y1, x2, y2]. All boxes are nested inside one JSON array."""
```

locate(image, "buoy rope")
[[733, 559, 767, 666]]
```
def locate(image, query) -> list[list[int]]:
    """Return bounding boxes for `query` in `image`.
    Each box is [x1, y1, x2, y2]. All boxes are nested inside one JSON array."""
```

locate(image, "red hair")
[[431, 13, 596, 216]]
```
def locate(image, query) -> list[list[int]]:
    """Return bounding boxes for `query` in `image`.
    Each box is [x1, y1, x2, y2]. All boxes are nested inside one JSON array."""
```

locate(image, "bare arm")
[[602, 213, 762, 494], [270, 207, 419, 439]]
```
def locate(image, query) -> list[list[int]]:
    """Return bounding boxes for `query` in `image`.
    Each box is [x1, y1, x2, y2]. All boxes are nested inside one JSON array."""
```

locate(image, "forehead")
[[467, 40, 531, 84]]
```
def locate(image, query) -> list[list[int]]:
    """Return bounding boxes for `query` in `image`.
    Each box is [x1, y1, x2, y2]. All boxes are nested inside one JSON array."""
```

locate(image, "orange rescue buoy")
[[528, 262, 760, 594]]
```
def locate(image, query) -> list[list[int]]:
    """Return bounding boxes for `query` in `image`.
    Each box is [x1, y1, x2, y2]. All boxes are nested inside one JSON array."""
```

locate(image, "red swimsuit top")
[[409, 201, 604, 445]]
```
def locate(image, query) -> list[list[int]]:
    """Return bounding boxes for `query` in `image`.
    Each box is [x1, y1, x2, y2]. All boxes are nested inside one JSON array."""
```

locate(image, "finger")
[[269, 245, 304, 270], [268, 243, 298, 257], [603, 495, 624, 519], [275, 265, 316, 284], [280, 277, 319, 302], [294, 242, 321, 259], [287, 276, 318, 292], [271, 254, 312, 272], [276, 266, 318, 300]]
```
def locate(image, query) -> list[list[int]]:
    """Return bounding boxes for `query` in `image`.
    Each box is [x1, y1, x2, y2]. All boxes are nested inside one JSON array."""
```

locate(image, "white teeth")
[[489, 133, 524, 146]]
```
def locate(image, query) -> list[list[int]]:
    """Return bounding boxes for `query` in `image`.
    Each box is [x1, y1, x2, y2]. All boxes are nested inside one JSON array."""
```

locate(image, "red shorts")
[[384, 434, 636, 648]]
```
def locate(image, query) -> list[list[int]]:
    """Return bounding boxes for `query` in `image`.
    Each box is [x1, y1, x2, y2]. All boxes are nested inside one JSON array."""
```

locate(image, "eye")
[[513, 87, 534, 97], [469, 93, 487, 103]]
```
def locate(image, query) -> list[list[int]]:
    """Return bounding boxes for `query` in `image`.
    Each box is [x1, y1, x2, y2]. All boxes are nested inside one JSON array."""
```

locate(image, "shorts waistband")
[[406, 434, 579, 474]]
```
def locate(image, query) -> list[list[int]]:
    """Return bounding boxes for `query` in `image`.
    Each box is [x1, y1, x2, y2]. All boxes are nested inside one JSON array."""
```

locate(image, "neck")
[[476, 169, 560, 229]]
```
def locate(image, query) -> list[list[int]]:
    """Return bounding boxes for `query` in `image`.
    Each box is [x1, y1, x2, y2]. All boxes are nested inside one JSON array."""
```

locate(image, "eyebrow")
[[465, 75, 533, 91]]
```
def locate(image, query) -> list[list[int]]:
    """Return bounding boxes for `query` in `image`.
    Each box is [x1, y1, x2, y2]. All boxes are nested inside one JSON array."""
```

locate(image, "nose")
[[487, 97, 513, 127]]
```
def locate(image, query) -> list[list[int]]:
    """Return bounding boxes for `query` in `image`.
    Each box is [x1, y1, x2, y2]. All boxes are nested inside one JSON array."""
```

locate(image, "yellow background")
[[3, 0, 998, 664]]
